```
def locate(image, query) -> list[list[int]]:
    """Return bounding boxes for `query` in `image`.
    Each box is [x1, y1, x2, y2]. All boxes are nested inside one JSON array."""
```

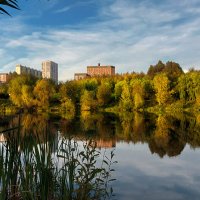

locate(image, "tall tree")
[[119, 82, 132, 111], [153, 74, 170, 106], [80, 91, 97, 111], [96, 82, 112, 106], [34, 79, 55, 108], [147, 60, 165, 77]]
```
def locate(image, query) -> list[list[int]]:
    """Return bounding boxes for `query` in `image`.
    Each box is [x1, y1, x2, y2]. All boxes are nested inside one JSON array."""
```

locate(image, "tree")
[[114, 80, 125, 102], [177, 72, 200, 102], [147, 60, 183, 81], [8, 75, 29, 107], [131, 79, 145, 109], [59, 81, 82, 104], [96, 82, 112, 107], [0, 84, 8, 99], [119, 82, 132, 111], [8, 74, 37, 107], [84, 78, 98, 91], [61, 97, 75, 120], [21, 85, 35, 108], [80, 91, 97, 111], [147, 60, 165, 77], [34, 79, 55, 108], [164, 61, 184, 81], [153, 74, 170, 106]]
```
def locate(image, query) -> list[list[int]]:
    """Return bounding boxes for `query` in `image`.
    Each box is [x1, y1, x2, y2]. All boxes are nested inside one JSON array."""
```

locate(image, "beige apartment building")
[[16, 64, 42, 78], [42, 61, 58, 83], [74, 73, 90, 80], [0, 73, 9, 83]]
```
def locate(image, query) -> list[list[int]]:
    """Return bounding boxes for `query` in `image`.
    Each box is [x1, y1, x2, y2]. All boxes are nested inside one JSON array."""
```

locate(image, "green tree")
[[34, 79, 55, 108], [8, 75, 35, 107], [177, 72, 200, 102], [80, 91, 97, 111], [21, 85, 35, 108], [84, 78, 99, 91], [119, 82, 132, 111], [59, 81, 82, 104], [114, 80, 125, 102], [147, 60, 165, 78], [96, 82, 112, 106], [131, 79, 145, 109], [0, 84, 9, 99], [164, 61, 184, 81]]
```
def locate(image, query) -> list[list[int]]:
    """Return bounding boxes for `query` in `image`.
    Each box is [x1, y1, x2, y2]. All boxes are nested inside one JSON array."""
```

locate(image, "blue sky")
[[1, 0, 200, 80]]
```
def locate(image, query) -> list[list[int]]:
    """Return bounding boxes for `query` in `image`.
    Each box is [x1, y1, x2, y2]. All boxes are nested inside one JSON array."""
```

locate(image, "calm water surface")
[[0, 112, 200, 200]]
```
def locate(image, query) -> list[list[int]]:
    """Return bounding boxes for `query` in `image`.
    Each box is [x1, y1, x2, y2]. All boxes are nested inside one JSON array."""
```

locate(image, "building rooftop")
[[87, 63, 115, 68]]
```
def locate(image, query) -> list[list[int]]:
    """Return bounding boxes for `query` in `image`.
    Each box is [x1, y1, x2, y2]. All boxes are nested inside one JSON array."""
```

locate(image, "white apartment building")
[[42, 61, 58, 83], [16, 64, 42, 78]]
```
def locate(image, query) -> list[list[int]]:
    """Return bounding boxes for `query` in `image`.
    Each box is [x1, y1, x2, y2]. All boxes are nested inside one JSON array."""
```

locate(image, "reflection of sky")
[[113, 143, 200, 200]]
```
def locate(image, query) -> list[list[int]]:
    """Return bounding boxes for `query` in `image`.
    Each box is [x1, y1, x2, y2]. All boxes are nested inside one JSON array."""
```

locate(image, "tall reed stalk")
[[0, 125, 116, 200]]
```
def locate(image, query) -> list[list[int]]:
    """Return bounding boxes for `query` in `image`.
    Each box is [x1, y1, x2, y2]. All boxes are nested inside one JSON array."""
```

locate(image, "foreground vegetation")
[[0, 61, 200, 115], [0, 125, 116, 199]]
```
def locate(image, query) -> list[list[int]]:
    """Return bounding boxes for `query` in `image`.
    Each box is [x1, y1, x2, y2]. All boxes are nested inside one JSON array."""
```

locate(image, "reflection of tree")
[[5, 114, 57, 145], [0, 135, 116, 199], [132, 112, 146, 142], [184, 114, 200, 148], [80, 112, 116, 148], [80, 111, 98, 132], [167, 113, 200, 148], [119, 112, 133, 140], [2, 111, 200, 159], [149, 115, 185, 157]]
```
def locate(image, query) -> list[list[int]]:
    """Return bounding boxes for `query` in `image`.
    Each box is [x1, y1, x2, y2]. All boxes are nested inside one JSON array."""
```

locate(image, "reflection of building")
[[74, 73, 89, 80], [16, 64, 42, 78], [95, 139, 116, 149], [0, 73, 9, 83], [87, 63, 115, 77], [42, 61, 58, 83]]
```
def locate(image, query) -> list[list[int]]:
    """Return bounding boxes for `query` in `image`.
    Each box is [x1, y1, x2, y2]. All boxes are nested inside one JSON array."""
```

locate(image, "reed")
[[0, 126, 116, 200]]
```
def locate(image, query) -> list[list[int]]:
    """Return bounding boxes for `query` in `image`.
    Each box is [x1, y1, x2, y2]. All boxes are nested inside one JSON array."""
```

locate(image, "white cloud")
[[1, 0, 200, 81], [55, 6, 71, 13]]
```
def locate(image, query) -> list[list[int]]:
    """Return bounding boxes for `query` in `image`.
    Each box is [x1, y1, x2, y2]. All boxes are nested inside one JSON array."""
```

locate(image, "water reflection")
[[1, 112, 200, 199], [1, 112, 200, 156], [0, 118, 116, 199]]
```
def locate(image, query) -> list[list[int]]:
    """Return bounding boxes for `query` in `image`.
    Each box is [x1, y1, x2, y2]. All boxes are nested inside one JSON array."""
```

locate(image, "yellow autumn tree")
[[153, 73, 170, 105], [33, 79, 55, 108]]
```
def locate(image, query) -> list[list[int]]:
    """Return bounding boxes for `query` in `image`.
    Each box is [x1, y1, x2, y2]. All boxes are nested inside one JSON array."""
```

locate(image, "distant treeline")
[[0, 60, 200, 114]]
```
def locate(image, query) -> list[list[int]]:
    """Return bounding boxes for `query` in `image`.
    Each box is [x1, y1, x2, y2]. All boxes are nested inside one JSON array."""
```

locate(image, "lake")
[[0, 111, 200, 200]]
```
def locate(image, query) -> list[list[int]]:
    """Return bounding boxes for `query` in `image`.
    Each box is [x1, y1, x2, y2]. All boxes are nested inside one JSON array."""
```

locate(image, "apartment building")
[[16, 64, 42, 78], [74, 73, 90, 80], [74, 63, 116, 80], [87, 63, 115, 77], [42, 61, 58, 83], [0, 73, 9, 83]]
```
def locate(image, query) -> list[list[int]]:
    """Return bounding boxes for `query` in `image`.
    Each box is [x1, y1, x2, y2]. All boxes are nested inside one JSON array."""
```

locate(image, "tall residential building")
[[0, 73, 9, 83], [87, 63, 115, 77], [42, 61, 58, 83], [16, 64, 42, 78]]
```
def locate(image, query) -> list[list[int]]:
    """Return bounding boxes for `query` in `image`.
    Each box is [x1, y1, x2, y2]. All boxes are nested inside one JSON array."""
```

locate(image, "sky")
[[1, 0, 200, 81]]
